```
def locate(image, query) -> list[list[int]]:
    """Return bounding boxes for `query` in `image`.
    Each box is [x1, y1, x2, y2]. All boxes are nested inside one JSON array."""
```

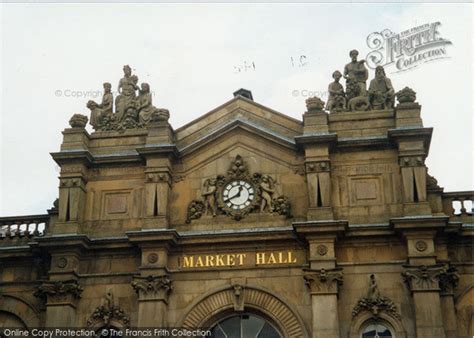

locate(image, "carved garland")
[[352, 275, 400, 320], [186, 155, 291, 222], [87, 292, 130, 329]]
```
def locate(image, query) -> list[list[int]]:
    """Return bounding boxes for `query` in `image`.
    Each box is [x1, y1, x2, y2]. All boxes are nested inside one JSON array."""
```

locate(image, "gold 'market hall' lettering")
[[181, 251, 297, 268]]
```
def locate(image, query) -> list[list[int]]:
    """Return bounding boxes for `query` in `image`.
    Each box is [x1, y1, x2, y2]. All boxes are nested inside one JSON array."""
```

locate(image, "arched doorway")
[[209, 313, 282, 338], [179, 285, 308, 338]]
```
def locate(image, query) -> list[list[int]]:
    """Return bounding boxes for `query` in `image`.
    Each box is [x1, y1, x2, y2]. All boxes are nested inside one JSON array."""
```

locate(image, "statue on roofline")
[[368, 65, 395, 110], [85, 65, 169, 133]]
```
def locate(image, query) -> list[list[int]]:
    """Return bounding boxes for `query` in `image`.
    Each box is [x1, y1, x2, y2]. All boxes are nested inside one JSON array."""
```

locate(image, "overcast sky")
[[1, 3, 472, 216]]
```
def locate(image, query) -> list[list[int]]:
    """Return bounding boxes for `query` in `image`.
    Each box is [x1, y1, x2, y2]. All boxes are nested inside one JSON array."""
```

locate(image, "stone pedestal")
[[294, 220, 347, 338], [395, 217, 449, 338]]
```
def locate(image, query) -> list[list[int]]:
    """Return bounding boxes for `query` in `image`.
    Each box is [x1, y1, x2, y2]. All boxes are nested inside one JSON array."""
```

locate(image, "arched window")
[[361, 321, 394, 338], [210, 313, 282, 338]]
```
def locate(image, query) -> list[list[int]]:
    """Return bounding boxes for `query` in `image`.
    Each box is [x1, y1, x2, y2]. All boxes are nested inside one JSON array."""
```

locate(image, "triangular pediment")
[[175, 96, 303, 154]]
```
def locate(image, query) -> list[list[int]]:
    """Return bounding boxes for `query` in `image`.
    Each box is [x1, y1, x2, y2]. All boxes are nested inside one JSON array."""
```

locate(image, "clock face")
[[222, 180, 255, 210]]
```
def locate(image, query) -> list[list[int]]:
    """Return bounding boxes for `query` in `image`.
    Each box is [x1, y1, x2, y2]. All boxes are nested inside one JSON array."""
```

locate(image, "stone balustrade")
[[0, 214, 49, 240], [442, 191, 473, 223]]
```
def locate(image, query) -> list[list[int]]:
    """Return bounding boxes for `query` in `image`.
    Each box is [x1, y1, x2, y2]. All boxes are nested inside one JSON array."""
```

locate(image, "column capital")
[[401, 264, 444, 292], [34, 280, 83, 308], [131, 274, 172, 303], [303, 268, 343, 295]]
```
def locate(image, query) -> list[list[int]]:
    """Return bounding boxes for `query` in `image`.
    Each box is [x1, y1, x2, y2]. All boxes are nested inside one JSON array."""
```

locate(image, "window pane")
[[242, 315, 265, 338], [210, 314, 282, 338], [210, 325, 227, 338], [219, 316, 241, 338], [257, 322, 281, 338], [362, 323, 392, 338]]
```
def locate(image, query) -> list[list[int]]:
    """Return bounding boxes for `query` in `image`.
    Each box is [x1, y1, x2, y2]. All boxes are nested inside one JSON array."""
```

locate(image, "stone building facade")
[[0, 63, 473, 338]]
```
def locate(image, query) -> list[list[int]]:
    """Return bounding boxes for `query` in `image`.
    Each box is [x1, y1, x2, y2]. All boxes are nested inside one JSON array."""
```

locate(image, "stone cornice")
[[294, 132, 337, 146], [136, 144, 179, 158], [388, 127, 433, 154], [390, 216, 448, 232], [293, 220, 348, 239], [126, 229, 180, 248], [50, 149, 93, 167], [178, 118, 298, 156], [35, 234, 92, 252]]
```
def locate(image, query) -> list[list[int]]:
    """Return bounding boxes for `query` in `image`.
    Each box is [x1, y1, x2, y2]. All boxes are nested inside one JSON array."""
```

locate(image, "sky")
[[0, 2, 473, 216]]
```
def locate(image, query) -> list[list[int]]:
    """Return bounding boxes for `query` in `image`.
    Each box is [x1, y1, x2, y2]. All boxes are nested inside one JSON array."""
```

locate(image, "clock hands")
[[223, 186, 243, 203]]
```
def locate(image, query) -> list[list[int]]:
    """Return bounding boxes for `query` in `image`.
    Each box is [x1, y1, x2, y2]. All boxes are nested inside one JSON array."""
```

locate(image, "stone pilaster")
[[304, 268, 343, 338], [137, 121, 177, 229], [51, 125, 92, 234], [393, 216, 449, 338], [295, 98, 337, 221], [438, 265, 460, 338], [388, 124, 432, 216], [131, 274, 172, 327], [402, 264, 446, 338], [127, 229, 178, 327], [35, 280, 83, 328], [294, 220, 347, 338]]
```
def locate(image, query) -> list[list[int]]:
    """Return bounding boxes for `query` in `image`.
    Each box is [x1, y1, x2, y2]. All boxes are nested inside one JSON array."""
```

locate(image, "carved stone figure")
[[326, 70, 346, 112], [260, 175, 275, 213], [368, 66, 395, 109], [138, 83, 160, 124], [115, 65, 139, 120], [367, 274, 381, 300], [202, 178, 217, 217], [344, 49, 368, 100]]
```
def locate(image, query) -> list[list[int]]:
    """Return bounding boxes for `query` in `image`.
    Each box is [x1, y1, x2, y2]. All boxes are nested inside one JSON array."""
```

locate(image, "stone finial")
[[305, 97, 326, 113], [396, 86, 417, 104], [68, 114, 88, 128]]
